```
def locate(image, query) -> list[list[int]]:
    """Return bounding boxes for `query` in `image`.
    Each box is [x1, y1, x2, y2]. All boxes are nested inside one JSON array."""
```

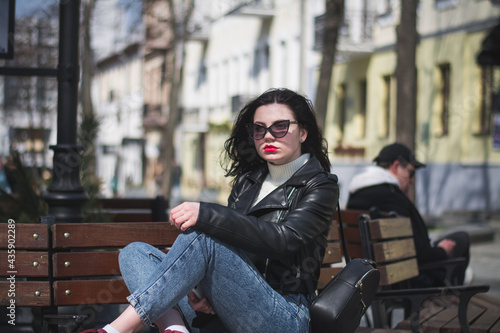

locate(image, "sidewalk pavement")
[[429, 218, 500, 299], [467, 220, 500, 299]]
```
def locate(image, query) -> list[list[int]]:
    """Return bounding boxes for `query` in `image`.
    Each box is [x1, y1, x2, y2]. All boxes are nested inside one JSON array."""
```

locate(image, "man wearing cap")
[[347, 143, 470, 287]]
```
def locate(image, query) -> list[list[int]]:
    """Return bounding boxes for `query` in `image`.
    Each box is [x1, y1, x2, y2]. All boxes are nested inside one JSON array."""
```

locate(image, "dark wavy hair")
[[222, 88, 330, 182]]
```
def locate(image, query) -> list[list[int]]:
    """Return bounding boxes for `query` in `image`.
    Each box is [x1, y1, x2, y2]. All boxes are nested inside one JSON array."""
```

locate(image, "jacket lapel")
[[237, 157, 323, 215]]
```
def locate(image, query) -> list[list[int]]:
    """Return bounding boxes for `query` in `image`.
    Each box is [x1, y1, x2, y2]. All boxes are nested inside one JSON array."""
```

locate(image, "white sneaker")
[[464, 267, 474, 285]]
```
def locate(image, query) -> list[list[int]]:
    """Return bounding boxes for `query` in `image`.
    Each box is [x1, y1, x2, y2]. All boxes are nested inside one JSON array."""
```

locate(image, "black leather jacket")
[[195, 156, 339, 295]]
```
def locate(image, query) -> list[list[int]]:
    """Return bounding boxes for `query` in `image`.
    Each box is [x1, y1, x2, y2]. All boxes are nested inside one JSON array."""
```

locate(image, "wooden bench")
[[93, 196, 168, 222], [1, 215, 347, 332], [355, 214, 493, 333], [0, 216, 180, 332]]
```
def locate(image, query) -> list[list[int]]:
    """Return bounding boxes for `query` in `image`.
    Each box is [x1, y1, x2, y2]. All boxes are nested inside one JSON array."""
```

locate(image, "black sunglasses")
[[409, 168, 415, 178], [404, 164, 415, 178], [246, 120, 299, 140]]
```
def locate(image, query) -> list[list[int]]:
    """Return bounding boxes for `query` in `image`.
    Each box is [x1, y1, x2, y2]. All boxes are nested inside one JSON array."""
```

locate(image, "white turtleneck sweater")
[[253, 153, 310, 206]]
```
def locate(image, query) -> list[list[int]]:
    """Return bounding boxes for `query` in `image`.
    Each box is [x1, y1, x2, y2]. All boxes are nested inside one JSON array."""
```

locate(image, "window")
[[379, 75, 392, 138], [263, 44, 270, 69], [435, 0, 458, 10], [358, 80, 367, 138], [337, 84, 347, 139], [377, 0, 392, 16], [437, 63, 451, 135], [478, 65, 500, 134], [108, 90, 115, 102], [376, 0, 394, 26]]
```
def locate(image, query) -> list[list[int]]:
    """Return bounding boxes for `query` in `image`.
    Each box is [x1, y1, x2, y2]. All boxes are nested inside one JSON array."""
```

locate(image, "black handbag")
[[309, 204, 380, 333]]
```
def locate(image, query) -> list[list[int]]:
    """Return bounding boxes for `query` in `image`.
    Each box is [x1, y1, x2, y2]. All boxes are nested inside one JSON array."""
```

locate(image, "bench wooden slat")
[[396, 297, 447, 330], [0, 281, 51, 306], [338, 210, 368, 226], [53, 249, 169, 277], [346, 243, 364, 259], [373, 238, 416, 263], [52, 222, 180, 249], [339, 210, 368, 261], [369, 218, 413, 240], [378, 258, 419, 286], [440, 298, 486, 333], [53, 251, 120, 277], [107, 212, 153, 222], [0, 251, 49, 277], [326, 224, 339, 240], [0, 224, 49, 250], [410, 296, 486, 333], [489, 316, 500, 333], [53, 279, 130, 306], [98, 198, 156, 209], [318, 266, 342, 290], [418, 298, 448, 325], [322, 242, 342, 264], [467, 294, 500, 333], [345, 226, 361, 242]]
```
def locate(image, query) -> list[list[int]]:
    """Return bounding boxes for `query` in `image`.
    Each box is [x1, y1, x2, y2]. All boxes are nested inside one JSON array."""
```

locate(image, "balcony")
[[225, 0, 275, 18], [315, 8, 375, 61]]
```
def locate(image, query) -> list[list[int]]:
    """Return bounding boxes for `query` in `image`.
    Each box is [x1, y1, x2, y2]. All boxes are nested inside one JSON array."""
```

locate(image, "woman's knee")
[[119, 241, 166, 270], [119, 242, 146, 264]]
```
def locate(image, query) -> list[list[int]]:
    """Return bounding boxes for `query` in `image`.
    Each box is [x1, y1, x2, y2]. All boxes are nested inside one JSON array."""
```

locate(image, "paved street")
[[430, 217, 500, 299], [467, 220, 500, 299]]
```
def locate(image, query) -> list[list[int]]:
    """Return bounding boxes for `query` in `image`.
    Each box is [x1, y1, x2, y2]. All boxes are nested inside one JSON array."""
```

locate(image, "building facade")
[[0, 15, 58, 184], [327, 0, 500, 217], [178, 0, 500, 217], [89, 0, 500, 218], [179, 0, 336, 201], [92, 43, 145, 197]]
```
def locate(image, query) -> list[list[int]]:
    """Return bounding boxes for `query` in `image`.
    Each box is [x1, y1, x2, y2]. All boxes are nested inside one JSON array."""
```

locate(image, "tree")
[[314, 0, 344, 130], [79, 0, 99, 183], [143, 0, 194, 198], [79, 0, 106, 221], [395, 0, 418, 151]]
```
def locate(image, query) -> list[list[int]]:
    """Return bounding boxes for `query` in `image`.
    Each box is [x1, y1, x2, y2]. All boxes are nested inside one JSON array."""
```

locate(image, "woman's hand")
[[170, 202, 200, 231], [187, 290, 215, 314]]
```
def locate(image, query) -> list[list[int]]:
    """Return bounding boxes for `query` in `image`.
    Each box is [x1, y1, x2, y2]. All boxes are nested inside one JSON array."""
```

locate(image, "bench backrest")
[[50, 222, 180, 306], [0, 222, 52, 307], [94, 196, 168, 222], [317, 218, 343, 290], [336, 209, 369, 259], [358, 214, 419, 286], [316, 209, 370, 290], [2, 213, 348, 306]]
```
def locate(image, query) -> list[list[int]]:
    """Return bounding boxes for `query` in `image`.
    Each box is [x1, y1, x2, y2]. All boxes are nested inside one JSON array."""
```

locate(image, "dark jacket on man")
[[347, 181, 448, 265]]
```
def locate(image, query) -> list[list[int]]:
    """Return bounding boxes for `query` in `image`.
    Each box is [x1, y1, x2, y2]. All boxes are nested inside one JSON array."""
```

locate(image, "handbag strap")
[[336, 200, 351, 264]]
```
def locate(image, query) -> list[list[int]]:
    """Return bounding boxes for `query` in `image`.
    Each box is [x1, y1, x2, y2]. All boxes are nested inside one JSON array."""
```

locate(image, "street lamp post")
[[43, 0, 88, 223]]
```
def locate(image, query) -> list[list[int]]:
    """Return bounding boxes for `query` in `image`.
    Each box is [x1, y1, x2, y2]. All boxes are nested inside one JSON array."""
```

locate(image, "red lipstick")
[[264, 145, 277, 153]]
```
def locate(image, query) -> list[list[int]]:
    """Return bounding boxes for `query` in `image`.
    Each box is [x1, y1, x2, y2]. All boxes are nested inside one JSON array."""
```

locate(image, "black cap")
[[373, 143, 425, 169]]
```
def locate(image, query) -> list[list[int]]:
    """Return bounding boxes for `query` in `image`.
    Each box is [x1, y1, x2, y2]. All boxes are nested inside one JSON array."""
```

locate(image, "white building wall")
[[180, 0, 327, 199], [93, 49, 144, 197]]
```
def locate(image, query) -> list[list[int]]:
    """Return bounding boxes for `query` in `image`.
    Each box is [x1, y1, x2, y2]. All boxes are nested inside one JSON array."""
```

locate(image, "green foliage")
[[0, 153, 48, 223], [78, 109, 111, 222]]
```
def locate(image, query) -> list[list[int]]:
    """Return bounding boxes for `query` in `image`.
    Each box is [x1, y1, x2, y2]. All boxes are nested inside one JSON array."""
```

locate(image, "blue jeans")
[[118, 230, 311, 333]]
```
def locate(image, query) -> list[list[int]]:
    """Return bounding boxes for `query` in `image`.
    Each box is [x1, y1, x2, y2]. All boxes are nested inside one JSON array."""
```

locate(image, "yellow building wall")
[[460, 30, 500, 165], [327, 27, 500, 166], [327, 52, 399, 163], [416, 28, 500, 165]]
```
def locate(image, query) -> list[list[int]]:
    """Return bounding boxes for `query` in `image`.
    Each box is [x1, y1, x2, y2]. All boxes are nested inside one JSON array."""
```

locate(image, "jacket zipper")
[[263, 187, 296, 279]]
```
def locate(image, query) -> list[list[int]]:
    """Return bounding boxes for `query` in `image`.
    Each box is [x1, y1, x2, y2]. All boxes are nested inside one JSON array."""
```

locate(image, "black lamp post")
[[43, 0, 88, 223]]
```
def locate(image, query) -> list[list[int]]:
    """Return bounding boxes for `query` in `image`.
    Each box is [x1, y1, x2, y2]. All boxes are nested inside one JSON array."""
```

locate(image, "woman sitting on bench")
[[81, 88, 339, 333]]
